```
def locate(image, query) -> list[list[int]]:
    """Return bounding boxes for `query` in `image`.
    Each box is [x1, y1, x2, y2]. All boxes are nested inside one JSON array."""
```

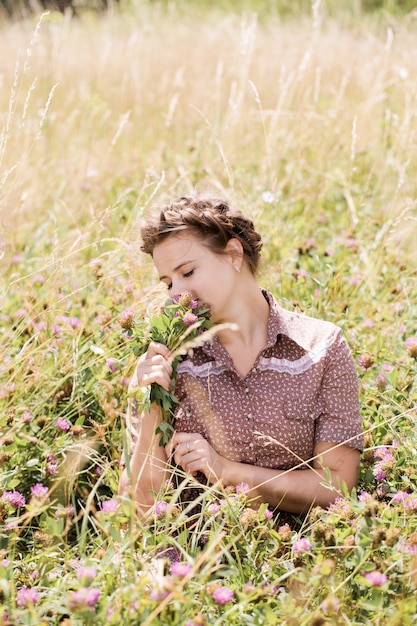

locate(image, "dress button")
[[249, 443, 254, 448], [247, 413, 252, 419], [245, 388, 249, 393]]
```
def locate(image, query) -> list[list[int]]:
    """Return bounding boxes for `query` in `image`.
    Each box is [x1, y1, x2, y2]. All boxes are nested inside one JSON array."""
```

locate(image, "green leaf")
[[26, 458, 40, 467]]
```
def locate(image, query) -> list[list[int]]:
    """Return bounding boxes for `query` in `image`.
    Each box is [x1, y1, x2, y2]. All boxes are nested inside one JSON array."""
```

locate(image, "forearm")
[[118, 402, 168, 512], [222, 461, 355, 514]]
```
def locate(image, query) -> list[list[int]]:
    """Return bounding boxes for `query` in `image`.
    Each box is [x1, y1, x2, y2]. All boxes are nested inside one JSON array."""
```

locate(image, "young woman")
[[118, 195, 363, 517]]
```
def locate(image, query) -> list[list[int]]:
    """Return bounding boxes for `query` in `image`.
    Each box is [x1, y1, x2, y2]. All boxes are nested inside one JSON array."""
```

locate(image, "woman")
[[119, 195, 363, 517]]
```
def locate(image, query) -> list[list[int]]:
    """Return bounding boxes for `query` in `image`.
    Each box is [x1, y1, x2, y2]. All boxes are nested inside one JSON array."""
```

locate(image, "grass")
[[1, 2, 417, 624]]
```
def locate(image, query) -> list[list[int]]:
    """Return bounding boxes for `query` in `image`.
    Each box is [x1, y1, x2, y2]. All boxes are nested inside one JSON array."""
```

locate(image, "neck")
[[216, 285, 269, 347]]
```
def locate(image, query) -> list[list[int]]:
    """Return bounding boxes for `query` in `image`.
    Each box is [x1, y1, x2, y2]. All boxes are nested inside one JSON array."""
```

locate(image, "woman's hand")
[[129, 341, 172, 392], [165, 432, 225, 484]]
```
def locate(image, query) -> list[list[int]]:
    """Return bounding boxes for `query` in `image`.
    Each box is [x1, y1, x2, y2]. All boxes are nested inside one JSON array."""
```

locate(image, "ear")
[[225, 238, 244, 268]]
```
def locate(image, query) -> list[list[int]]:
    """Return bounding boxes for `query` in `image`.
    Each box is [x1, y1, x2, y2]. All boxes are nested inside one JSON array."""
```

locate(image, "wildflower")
[[321, 596, 340, 613], [406, 337, 417, 358], [235, 482, 250, 494], [183, 312, 198, 327], [106, 358, 119, 373], [357, 353, 374, 371], [1, 559, 10, 568], [30, 483, 49, 500], [16, 587, 39, 607], [365, 570, 387, 586], [207, 503, 220, 514], [21, 411, 33, 424], [32, 274, 46, 285], [155, 501, 168, 517], [67, 587, 101, 612], [67, 317, 80, 329], [119, 308, 136, 330], [2, 491, 26, 509], [212, 586, 234, 604], [77, 566, 98, 584], [101, 499, 118, 515], [46, 462, 58, 476], [264, 509, 273, 521], [170, 561, 192, 577], [375, 373, 387, 391], [178, 292, 194, 308], [293, 537, 312, 554], [56, 418, 71, 431], [278, 523, 292, 542]]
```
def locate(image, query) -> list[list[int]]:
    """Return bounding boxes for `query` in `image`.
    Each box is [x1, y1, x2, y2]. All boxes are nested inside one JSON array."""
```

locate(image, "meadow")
[[1, 1, 417, 623]]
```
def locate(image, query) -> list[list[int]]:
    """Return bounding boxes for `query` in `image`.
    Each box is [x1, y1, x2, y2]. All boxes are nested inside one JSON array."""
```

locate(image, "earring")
[[235, 265, 241, 273]]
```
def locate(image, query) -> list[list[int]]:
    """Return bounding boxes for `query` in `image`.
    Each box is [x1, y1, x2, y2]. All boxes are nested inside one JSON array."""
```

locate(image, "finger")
[[147, 341, 171, 360]]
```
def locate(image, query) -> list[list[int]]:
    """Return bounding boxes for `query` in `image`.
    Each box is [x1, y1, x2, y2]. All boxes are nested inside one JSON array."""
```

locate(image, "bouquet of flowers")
[[120, 292, 213, 445]]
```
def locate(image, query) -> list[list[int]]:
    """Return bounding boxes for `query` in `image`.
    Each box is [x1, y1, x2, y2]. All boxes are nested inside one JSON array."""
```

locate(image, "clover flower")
[[56, 418, 71, 432], [293, 537, 312, 554], [101, 499, 119, 515], [106, 358, 119, 373], [365, 570, 387, 586], [170, 561, 192, 577], [77, 566, 98, 584], [375, 373, 387, 391], [2, 490, 26, 509], [235, 482, 250, 494], [321, 596, 340, 613], [211, 586, 234, 604], [119, 308, 136, 330], [67, 587, 101, 612], [155, 501, 168, 517], [16, 587, 39, 607], [182, 312, 199, 327], [30, 483, 49, 500], [357, 353, 374, 371], [406, 337, 417, 358]]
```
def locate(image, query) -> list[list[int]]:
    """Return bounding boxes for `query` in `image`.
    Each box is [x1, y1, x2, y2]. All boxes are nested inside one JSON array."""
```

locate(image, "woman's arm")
[[117, 342, 172, 514], [166, 434, 360, 513]]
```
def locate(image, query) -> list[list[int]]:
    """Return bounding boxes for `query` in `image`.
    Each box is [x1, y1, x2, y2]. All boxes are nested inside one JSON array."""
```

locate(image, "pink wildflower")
[[321, 596, 340, 613], [155, 501, 168, 517], [106, 358, 119, 373], [56, 418, 71, 431], [30, 483, 49, 500], [406, 337, 417, 358], [365, 570, 387, 586], [77, 566, 98, 584], [101, 499, 118, 514], [207, 503, 220, 514], [293, 537, 311, 554], [212, 586, 234, 604], [67, 587, 101, 611], [235, 482, 250, 494], [182, 312, 198, 327], [16, 587, 39, 607], [170, 561, 192, 577], [264, 509, 273, 520], [2, 491, 26, 509]]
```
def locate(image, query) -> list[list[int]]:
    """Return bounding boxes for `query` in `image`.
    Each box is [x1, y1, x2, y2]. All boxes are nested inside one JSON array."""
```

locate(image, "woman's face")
[[153, 233, 240, 324]]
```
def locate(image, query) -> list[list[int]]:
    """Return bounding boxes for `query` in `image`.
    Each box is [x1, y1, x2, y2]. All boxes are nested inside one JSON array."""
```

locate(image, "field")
[[1, 1, 417, 624]]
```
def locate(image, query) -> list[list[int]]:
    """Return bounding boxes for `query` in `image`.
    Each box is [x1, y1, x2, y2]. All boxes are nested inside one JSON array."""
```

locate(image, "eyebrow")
[[159, 260, 194, 282]]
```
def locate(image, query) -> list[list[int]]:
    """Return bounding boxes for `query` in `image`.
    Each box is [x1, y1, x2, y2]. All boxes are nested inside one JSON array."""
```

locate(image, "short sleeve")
[[315, 329, 363, 451]]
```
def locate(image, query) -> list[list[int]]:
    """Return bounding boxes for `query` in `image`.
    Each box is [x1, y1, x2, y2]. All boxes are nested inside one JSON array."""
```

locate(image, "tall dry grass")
[[1, 5, 417, 269]]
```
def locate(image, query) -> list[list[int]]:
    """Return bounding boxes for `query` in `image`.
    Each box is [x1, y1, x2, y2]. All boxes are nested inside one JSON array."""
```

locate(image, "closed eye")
[[183, 269, 194, 278]]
